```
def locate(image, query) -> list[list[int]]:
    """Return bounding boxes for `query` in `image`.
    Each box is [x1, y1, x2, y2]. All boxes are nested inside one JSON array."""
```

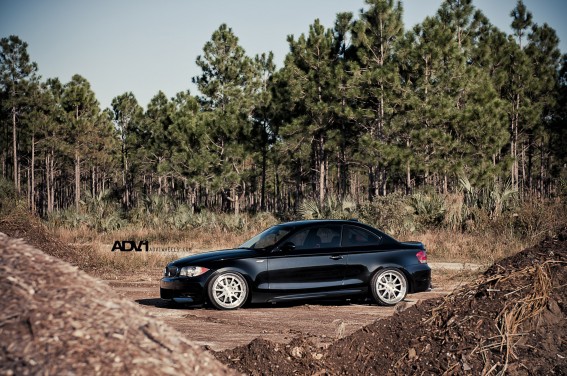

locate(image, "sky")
[[1, 0, 566, 110]]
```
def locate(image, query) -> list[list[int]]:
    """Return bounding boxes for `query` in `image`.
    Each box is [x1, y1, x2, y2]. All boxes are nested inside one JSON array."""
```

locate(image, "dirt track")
[[108, 278, 457, 351]]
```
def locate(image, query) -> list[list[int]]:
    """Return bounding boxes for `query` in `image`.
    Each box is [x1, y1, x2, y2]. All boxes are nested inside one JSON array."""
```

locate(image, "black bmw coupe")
[[160, 219, 431, 309]]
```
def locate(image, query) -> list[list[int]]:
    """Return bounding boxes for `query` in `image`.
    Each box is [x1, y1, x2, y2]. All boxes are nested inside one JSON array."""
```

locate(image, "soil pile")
[[0, 209, 105, 272], [218, 231, 567, 375], [0, 233, 234, 375]]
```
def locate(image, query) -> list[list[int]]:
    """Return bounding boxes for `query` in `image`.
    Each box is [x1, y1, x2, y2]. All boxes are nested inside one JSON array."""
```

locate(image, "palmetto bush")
[[298, 196, 357, 221], [459, 175, 517, 218], [166, 204, 193, 230], [47, 191, 124, 233], [130, 194, 175, 229], [48, 208, 89, 230], [83, 190, 124, 232], [409, 192, 446, 229]]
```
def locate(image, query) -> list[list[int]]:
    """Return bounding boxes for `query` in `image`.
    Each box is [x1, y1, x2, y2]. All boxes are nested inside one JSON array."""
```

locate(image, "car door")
[[342, 225, 386, 288], [267, 225, 345, 294]]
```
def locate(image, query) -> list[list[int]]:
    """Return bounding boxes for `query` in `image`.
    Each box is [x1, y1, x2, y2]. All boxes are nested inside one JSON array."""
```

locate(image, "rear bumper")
[[407, 265, 432, 293], [160, 277, 207, 303]]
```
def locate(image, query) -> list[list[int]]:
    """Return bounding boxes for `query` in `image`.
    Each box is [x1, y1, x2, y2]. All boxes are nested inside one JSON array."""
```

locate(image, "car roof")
[[276, 219, 398, 244], [278, 219, 362, 227]]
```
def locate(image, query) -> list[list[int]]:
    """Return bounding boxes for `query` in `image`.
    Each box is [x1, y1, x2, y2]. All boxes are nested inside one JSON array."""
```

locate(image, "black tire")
[[207, 272, 249, 310], [370, 268, 408, 306]]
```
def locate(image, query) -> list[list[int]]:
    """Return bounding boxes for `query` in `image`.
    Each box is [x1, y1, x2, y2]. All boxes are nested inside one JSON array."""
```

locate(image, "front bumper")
[[160, 276, 208, 303]]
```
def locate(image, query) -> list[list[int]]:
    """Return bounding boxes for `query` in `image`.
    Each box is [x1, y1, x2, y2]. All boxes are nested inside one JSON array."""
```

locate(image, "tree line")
[[1, 0, 566, 219]]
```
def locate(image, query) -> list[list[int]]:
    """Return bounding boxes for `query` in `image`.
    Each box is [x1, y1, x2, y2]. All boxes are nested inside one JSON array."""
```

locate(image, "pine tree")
[[39, 78, 66, 214], [328, 12, 357, 199], [193, 24, 258, 213], [525, 23, 562, 195], [508, 0, 533, 191], [549, 55, 567, 190], [436, 0, 509, 188], [350, 0, 404, 198], [143, 91, 175, 196], [169, 90, 202, 207], [251, 52, 275, 211], [61, 74, 101, 211], [112, 92, 143, 207], [279, 18, 342, 206], [26, 80, 59, 214], [0, 35, 38, 194]]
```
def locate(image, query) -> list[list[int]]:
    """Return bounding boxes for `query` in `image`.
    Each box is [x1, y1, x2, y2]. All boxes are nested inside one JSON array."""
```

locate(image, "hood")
[[170, 248, 261, 266]]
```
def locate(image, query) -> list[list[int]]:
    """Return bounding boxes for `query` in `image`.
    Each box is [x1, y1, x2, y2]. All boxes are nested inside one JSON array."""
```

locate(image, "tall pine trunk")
[[74, 150, 80, 211], [12, 106, 19, 194], [406, 140, 411, 194], [45, 150, 55, 214], [31, 133, 35, 213], [261, 145, 266, 211]]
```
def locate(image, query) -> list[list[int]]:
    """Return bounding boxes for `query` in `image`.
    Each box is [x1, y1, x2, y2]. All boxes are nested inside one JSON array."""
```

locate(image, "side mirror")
[[280, 242, 296, 253]]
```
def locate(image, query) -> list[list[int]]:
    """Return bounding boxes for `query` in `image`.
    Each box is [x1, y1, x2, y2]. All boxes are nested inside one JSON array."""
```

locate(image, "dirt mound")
[[217, 231, 567, 375], [0, 233, 234, 375], [216, 336, 326, 376], [0, 210, 110, 274], [0, 209, 75, 260]]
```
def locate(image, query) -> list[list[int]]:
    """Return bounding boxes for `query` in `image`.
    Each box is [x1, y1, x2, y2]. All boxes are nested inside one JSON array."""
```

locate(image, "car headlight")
[[179, 266, 209, 277]]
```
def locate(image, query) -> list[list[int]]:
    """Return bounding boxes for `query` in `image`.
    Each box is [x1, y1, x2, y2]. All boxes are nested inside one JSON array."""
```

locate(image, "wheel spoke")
[[374, 271, 407, 304], [211, 274, 247, 309]]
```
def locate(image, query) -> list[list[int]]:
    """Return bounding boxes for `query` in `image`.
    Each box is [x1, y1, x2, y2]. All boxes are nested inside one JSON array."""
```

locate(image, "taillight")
[[416, 250, 427, 264]]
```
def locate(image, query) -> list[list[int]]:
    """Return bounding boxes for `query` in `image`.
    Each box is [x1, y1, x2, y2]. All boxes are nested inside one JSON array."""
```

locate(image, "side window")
[[286, 229, 310, 250], [342, 226, 382, 247], [286, 226, 342, 251], [314, 226, 342, 249]]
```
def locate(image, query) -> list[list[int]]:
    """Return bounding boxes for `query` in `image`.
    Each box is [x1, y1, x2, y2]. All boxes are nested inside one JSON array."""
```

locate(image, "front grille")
[[165, 266, 178, 277]]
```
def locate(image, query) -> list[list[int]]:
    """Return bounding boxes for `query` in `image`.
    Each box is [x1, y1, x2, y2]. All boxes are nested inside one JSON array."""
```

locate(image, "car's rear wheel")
[[371, 268, 408, 306], [208, 272, 248, 310]]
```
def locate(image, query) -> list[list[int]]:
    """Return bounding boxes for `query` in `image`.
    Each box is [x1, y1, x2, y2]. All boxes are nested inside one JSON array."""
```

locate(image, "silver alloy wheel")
[[210, 273, 247, 309], [375, 269, 407, 305]]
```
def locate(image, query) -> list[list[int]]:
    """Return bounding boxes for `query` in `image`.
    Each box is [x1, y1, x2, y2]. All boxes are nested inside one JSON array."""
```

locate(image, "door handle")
[[330, 255, 343, 260]]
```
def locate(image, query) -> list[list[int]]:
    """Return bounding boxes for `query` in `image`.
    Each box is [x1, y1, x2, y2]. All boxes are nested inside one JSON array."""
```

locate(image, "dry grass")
[[54, 222, 531, 269], [419, 229, 526, 265], [0, 208, 178, 280], [48, 225, 262, 280], [85, 245, 179, 280], [53, 224, 261, 253], [4, 197, 564, 281]]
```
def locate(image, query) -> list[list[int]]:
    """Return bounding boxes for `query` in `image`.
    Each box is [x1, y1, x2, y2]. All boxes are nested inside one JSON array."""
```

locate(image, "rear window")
[[341, 225, 382, 247]]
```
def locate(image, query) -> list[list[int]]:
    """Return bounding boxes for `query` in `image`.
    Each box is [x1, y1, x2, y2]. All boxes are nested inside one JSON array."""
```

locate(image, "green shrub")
[[359, 193, 415, 236]]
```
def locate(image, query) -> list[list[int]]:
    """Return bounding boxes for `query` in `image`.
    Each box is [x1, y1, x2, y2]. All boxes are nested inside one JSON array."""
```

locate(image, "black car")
[[160, 219, 431, 310]]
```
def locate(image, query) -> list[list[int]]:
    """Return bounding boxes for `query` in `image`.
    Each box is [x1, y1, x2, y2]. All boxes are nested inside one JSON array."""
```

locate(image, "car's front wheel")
[[371, 268, 408, 306], [208, 272, 249, 310]]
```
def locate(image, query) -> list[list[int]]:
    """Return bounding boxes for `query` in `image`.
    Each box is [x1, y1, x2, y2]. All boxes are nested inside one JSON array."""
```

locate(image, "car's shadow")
[[135, 297, 381, 310], [136, 298, 202, 309]]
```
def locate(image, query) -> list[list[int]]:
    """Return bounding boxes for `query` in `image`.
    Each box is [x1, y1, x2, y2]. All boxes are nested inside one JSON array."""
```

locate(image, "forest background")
[[1, 0, 566, 265]]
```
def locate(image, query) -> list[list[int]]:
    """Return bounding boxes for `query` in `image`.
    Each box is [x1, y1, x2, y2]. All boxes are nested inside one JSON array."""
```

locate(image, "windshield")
[[239, 225, 291, 250]]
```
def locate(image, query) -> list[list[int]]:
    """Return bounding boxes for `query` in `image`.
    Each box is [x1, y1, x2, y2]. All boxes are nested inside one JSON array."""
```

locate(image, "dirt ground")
[[3, 211, 564, 375], [216, 231, 567, 376], [0, 234, 233, 376], [108, 277, 457, 352]]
